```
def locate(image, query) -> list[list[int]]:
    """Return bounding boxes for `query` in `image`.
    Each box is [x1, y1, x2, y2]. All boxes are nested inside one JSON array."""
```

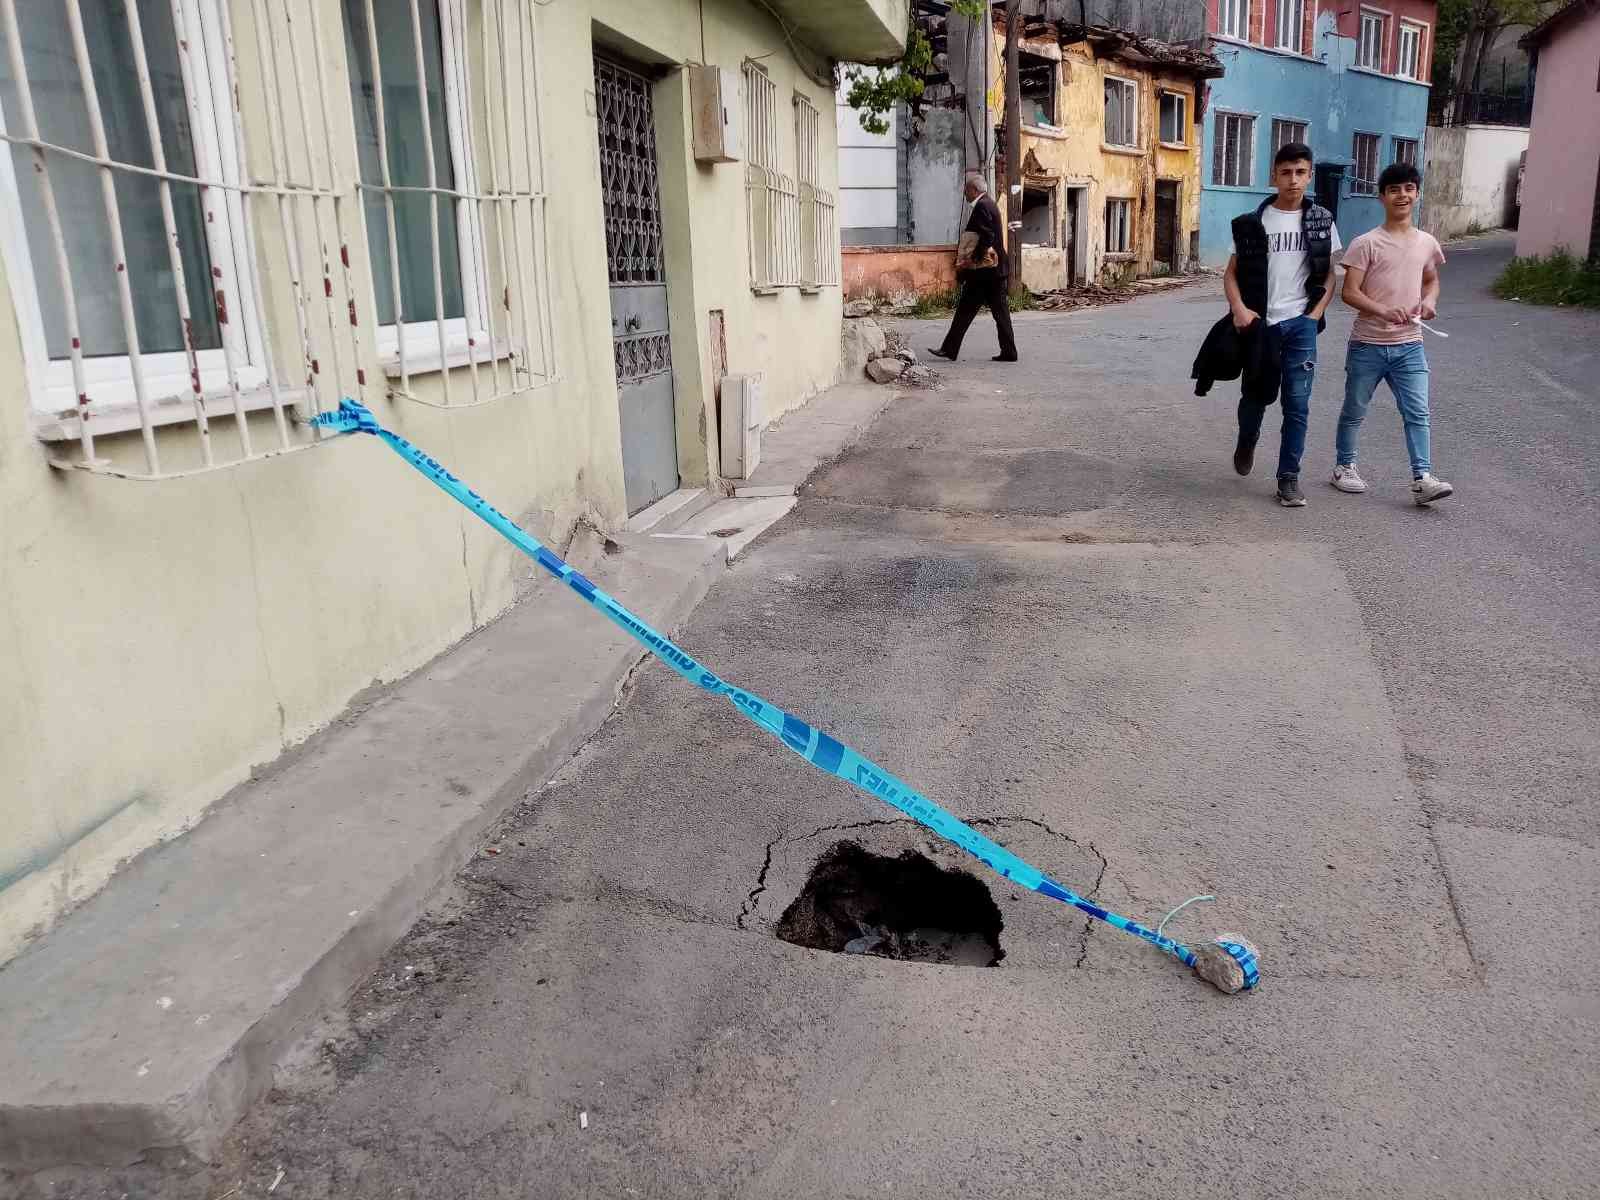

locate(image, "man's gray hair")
[[964, 172, 987, 193]]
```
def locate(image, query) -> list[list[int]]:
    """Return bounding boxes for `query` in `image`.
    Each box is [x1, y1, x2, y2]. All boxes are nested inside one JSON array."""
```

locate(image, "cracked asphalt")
[[25, 236, 1598, 1199]]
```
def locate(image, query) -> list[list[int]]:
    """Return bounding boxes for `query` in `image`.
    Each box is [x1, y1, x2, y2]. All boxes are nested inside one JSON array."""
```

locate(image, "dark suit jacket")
[[965, 193, 1009, 279]]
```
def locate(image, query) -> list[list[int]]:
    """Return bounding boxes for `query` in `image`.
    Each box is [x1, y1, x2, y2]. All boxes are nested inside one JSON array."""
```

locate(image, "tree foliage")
[[843, 0, 988, 135]]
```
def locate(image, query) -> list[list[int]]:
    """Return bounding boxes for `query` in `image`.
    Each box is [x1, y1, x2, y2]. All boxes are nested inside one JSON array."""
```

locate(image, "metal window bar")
[[743, 62, 797, 290], [0, 0, 555, 480], [793, 93, 837, 288]]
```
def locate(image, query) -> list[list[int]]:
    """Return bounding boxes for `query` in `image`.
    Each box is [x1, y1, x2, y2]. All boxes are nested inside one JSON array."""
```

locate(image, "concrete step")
[[622, 487, 714, 534], [0, 530, 726, 1169], [651, 495, 800, 563]]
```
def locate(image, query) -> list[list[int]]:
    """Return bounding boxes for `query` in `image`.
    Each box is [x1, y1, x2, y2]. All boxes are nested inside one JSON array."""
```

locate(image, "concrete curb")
[[0, 531, 725, 1168]]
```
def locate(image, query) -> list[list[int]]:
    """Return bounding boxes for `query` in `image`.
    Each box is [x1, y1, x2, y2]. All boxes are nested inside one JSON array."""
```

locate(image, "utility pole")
[[1004, 0, 1023, 281]]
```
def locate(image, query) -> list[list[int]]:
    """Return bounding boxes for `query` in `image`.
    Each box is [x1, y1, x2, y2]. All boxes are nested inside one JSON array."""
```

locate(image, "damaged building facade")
[[837, 1, 1221, 296], [993, 20, 1224, 287]]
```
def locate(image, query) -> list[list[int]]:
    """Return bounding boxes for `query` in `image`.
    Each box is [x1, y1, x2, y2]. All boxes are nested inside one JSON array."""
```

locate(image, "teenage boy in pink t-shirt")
[[1334, 162, 1454, 505]]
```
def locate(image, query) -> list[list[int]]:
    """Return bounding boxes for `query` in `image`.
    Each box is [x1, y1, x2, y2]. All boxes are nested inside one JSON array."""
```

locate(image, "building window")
[[1020, 52, 1057, 126], [1159, 92, 1188, 145], [0, 0, 263, 425], [1276, 0, 1305, 52], [1105, 198, 1133, 254], [1104, 76, 1138, 148], [1397, 22, 1425, 79], [793, 93, 838, 288], [1358, 10, 1388, 71], [1352, 132, 1381, 193], [744, 62, 798, 290], [1272, 118, 1309, 153], [1021, 185, 1058, 246], [1393, 136, 1419, 167], [346, 0, 479, 355], [1219, 0, 1250, 41], [1212, 112, 1256, 187]]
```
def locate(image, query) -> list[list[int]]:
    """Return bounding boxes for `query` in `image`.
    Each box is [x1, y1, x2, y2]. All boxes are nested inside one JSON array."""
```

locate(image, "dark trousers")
[[938, 270, 1017, 360], [1237, 314, 1318, 480]]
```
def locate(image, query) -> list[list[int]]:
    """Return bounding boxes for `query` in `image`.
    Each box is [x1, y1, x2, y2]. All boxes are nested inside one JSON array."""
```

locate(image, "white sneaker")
[[1331, 463, 1367, 493], [1411, 473, 1454, 505]]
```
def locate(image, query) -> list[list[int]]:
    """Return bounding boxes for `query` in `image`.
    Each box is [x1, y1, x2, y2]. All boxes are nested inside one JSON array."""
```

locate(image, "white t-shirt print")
[[1261, 204, 1342, 326]]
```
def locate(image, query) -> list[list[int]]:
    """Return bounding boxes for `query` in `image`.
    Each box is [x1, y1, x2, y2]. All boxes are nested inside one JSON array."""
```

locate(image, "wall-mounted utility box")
[[689, 65, 741, 163], [719, 372, 763, 479]]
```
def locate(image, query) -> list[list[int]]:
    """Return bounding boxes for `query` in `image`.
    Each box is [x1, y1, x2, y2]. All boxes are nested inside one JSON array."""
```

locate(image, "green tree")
[[843, 0, 988, 135]]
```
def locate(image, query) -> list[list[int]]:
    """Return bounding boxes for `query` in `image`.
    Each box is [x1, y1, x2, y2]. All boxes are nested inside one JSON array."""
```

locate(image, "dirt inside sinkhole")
[[774, 842, 1005, 967]]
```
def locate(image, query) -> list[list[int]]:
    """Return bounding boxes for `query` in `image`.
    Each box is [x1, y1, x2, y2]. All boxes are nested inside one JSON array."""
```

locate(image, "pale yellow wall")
[[992, 34, 1204, 286], [0, 0, 845, 964]]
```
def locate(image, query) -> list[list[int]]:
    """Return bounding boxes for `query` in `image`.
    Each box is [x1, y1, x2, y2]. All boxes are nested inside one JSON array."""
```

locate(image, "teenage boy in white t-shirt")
[[1222, 143, 1342, 507]]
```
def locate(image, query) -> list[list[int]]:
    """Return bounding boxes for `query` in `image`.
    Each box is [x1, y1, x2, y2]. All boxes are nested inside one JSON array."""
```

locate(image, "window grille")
[[1393, 136, 1418, 168], [0, 0, 553, 481], [793, 93, 836, 288], [743, 61, 797, 290], [1212, 112, 1256, 187], [1272, 118, 1308, 153], [1352, 131, 1381, 193]]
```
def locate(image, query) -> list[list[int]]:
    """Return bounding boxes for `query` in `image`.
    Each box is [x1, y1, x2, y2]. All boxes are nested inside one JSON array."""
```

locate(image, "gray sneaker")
[[1411, 473, 1454, 506], [1331, 463, 1368, 493], [1277, 476, 1307, 507]]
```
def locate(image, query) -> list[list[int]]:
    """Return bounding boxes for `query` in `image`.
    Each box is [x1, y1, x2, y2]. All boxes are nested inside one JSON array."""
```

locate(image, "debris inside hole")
[[774, 842, 1004, 967]]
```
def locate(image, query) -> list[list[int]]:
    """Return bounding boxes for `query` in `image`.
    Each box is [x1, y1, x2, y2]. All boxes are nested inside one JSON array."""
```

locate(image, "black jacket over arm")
[[966, 193, 1009, 278]]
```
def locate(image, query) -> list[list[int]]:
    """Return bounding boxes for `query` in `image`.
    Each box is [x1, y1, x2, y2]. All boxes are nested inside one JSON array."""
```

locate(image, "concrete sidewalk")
[[0, 528, 725, 1168], [0, 374, 906, 1172]]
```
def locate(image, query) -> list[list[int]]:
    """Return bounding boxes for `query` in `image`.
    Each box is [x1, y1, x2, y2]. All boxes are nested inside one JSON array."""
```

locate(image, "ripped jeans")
[[1237, 314, 1319, 480]]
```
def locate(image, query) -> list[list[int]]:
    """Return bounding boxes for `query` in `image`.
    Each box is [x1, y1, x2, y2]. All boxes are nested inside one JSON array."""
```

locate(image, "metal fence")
[[0, 0, 553, 481]]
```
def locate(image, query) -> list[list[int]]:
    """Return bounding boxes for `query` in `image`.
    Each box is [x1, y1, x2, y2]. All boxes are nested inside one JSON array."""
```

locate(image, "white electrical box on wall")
[[689, 65, 741, 163], [720, 373, 763, 479]]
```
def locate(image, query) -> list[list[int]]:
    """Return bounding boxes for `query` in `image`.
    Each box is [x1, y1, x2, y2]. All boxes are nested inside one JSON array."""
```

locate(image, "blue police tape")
[[313, 399, 1259, 991]]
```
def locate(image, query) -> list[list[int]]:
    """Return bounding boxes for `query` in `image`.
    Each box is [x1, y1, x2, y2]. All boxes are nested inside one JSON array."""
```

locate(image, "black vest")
[[1231, 196, 1334, 319]]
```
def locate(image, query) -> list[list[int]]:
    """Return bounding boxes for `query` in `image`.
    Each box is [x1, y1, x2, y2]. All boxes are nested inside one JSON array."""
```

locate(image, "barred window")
[[0, 0, 554, 479], [743, 61, 798, 290], [1393, 136, 1418, 167], [1352, 131, 1381, 194], [793, 93, 837, 288], [1212, 112, 1256, 187], [1272, 118, 1308, 153]]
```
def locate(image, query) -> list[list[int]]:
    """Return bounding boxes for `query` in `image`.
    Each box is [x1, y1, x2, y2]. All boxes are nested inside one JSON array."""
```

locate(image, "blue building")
[[1199, 0, 1436, 261]]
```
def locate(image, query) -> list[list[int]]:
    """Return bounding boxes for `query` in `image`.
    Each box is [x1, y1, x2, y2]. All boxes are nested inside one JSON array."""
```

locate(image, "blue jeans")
[[1338, 340, 1432, 476], [1238, 315, 1319, 480]]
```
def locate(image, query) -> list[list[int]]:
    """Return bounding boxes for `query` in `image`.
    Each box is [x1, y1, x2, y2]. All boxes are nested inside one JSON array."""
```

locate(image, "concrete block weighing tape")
[[313, 400, 1259, 994]]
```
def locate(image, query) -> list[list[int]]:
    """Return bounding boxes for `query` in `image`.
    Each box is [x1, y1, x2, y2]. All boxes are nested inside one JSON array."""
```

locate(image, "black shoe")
[[1233, 439, 1256, 476], [927, 347, 956, 361], [992, 353, 1018, 362], [1276, 476, 1307, 507]]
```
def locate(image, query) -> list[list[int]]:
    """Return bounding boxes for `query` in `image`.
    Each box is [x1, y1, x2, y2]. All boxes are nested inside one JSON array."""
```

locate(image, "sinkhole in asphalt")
[[774, 842, 1005, 967]]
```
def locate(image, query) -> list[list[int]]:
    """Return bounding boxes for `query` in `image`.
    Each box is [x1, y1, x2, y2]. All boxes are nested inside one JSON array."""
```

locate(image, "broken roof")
[[1009, 12, 1225, 79]]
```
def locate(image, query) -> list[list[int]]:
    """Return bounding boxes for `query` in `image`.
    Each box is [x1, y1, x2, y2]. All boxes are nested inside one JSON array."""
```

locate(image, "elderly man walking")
[[928, 174, 1018, 363]]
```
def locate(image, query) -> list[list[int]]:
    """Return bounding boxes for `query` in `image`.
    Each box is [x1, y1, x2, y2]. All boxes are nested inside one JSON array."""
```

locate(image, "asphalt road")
[[23, 236, 1598, 1199]]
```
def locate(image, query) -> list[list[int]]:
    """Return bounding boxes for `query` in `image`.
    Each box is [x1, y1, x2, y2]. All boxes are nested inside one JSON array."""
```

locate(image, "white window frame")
[[1219, 0, 1251, 42], [1392, 135, 1418, 167], [1159, 90, 1188, 147], [1104, 197, 1133, 255], [1271, 116, 1309, 154], [355, 0, 493, 367], [1352, 131, 1381, 193], [1358, 9, 1389, 72], [1276, 0, 1306, 52], [1396, 20, 1426, 80], [1212, 110, 1257, 188], [0, 0, 267, 422], [1104, 75, 1139, 149]]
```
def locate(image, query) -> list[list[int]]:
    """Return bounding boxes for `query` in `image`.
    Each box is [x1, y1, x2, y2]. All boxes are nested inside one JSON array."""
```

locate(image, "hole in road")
[[774, 842, 1004, 967]]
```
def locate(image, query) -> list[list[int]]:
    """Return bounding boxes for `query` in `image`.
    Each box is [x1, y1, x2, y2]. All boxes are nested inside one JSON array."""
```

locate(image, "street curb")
[[0, 531, 726, 1169]]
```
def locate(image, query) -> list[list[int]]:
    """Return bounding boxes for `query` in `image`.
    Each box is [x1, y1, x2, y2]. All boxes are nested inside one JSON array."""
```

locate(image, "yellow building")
[[989, 23, 1223, 289], [0, 0, 904, 964]]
